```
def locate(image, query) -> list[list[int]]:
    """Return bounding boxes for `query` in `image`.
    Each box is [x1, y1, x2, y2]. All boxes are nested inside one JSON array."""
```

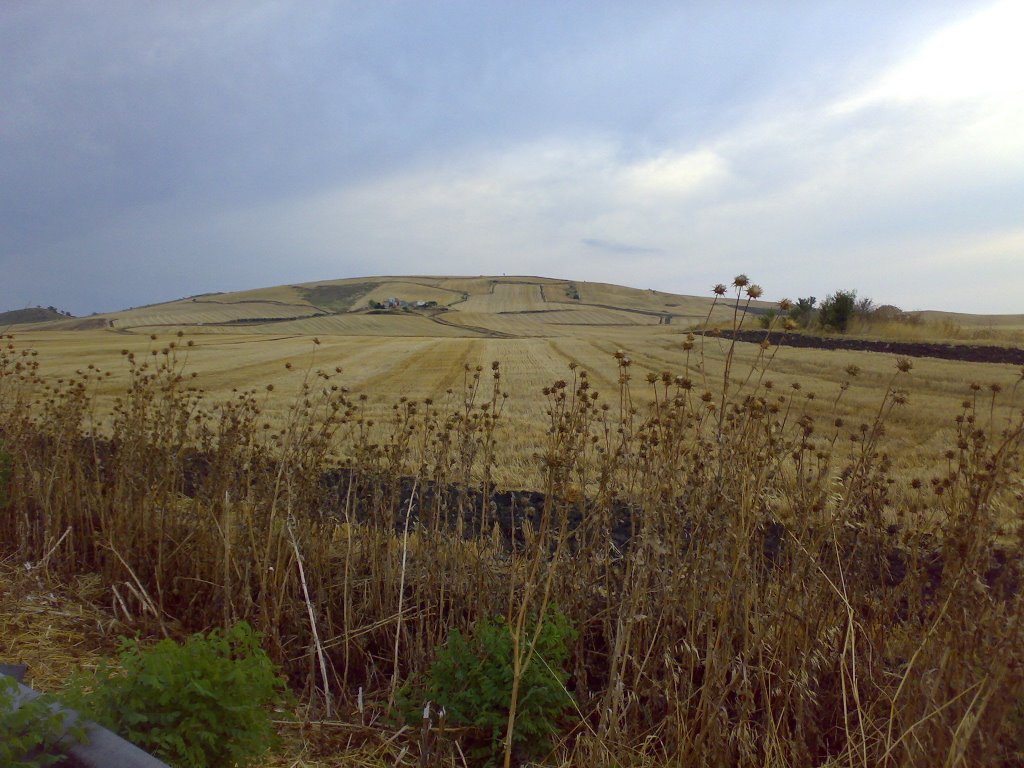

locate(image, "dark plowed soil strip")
[[715, 330, 1024, 365]]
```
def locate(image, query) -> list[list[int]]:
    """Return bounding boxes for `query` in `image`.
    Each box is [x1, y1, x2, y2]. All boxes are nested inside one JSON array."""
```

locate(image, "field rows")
[[107, 300, 317, 329], [184, 313, 478, 337], [458, 283, 549, 313], [186, 285, 312, 305], [11, 327, 1023, 489], [445, 309, 663, 337]]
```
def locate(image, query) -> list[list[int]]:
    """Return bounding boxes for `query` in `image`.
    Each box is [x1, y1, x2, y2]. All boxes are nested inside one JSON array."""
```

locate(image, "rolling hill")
[[9, 276, 761, 337]]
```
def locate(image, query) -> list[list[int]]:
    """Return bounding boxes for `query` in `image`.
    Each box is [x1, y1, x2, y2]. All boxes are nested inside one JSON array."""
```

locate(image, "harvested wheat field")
[[7, 276, 1022, 489]]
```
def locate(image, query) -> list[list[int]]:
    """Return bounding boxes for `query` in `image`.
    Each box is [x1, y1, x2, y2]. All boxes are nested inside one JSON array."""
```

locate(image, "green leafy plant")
[[424, 607, 576, 763], [65, 621, 290, 768], [0, 675, 86, 767]]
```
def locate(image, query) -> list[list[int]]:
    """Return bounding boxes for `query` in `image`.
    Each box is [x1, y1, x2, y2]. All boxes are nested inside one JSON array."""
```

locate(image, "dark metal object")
[[1, 669, 170, 768], [0, 663, 27, 682]]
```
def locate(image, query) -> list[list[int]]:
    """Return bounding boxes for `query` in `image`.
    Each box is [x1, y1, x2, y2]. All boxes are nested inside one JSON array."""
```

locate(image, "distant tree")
[[819, 290, 859, 332], [856, 297, 875, 316], [788, 296, 817, 327]]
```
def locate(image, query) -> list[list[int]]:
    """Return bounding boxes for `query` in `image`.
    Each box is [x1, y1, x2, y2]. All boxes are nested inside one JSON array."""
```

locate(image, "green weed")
[[64, 622, 290, 768], [417, 607, 576, 764]]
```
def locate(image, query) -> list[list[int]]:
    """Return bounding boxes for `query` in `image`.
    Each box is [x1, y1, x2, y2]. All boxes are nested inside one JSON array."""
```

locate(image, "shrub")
[[788, 296, 816, 327], [0, 675, 85, 767], [758, 308, 778, 329], [65, 621, 290, 768], [818, 289, 858, 332], [856, 296, 875, 315], [424, 608, 576, 763]]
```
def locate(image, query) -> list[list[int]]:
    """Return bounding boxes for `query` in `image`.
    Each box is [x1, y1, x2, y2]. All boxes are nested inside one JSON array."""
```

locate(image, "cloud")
[[834, 0, 1024, 111], [253, 138, 718, 274], [621, 149, 728, 198], [65, 70, 1018, 314], [581, 239, 662, 255]]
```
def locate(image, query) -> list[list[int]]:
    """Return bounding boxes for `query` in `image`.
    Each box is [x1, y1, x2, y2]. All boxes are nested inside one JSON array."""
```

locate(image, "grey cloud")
[[582, 239, 663, 256]]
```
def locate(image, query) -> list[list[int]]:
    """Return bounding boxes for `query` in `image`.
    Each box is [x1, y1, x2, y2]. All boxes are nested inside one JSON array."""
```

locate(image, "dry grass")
[[0, 558, 122, 691], [208, 314, 481, 337], [845, 315, 1024, 346], [575, 279, 766, 317], [2, 277, 1024, 767], [107, 302, 321, 329], [206, 285, 313, 305], [916, 311, 1024, 331]]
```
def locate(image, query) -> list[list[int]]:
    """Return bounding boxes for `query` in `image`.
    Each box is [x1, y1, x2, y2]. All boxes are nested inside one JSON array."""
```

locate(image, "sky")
[[2, 0, 1023, 316]]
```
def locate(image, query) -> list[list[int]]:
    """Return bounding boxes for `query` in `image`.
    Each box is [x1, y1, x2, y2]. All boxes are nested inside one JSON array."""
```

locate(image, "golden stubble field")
[[10, 318, 1023, 490], [6, 275, 1022, 491]]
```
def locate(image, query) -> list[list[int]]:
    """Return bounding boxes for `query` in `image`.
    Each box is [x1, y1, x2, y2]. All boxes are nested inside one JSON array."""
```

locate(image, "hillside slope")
[[15, 276, 764, 338], [11, 276, 1023, 346], [0, 307, 70, 326]]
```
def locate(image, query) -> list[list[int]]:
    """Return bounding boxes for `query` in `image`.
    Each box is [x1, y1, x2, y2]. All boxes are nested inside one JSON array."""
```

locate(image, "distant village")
[[367, 297, 439, 310]]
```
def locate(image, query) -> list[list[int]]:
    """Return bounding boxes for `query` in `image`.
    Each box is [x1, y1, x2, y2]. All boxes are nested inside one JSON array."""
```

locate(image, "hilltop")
[[0, 306, 72, 326], [12, 276, 764, 337]]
